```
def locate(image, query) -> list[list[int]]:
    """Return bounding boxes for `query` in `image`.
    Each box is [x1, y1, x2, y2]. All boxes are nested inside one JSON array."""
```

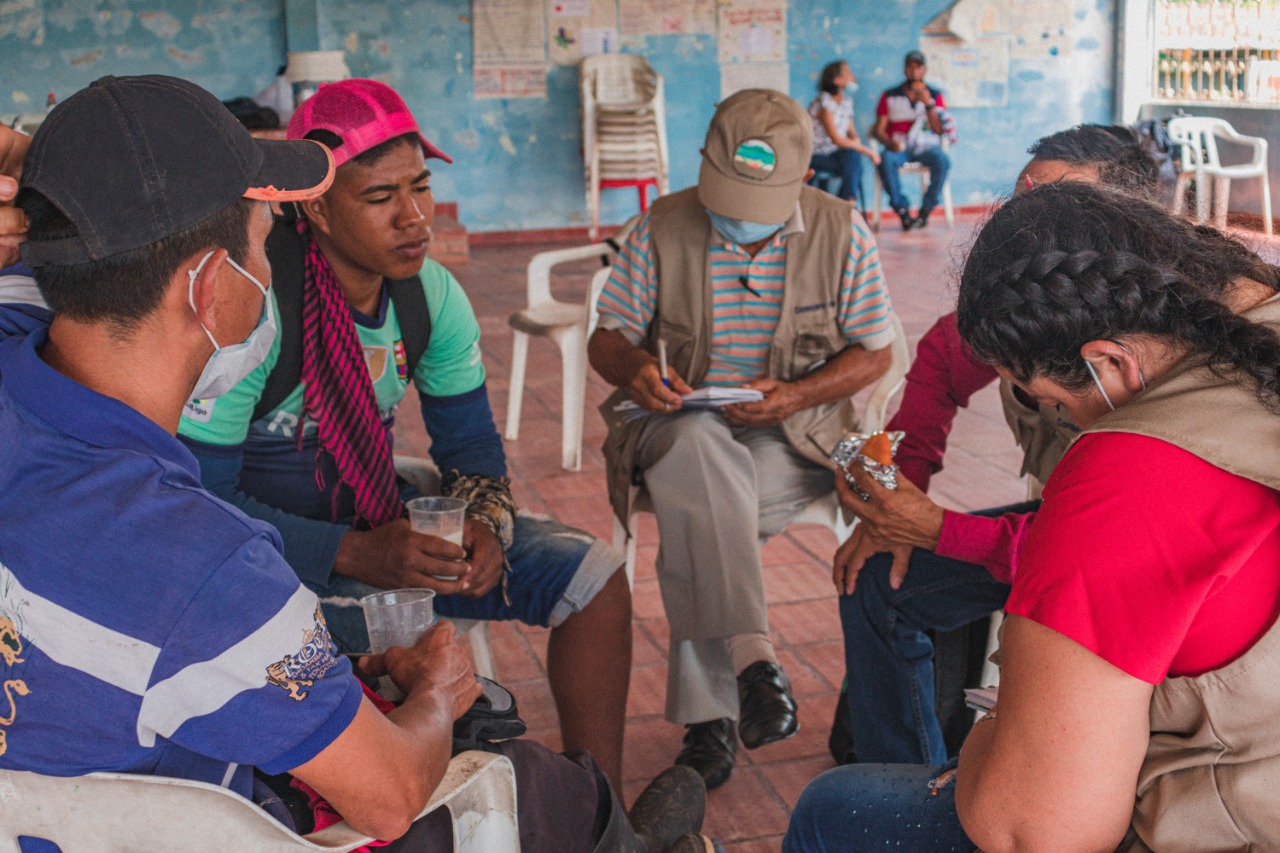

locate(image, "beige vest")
[[1088, 294, 1280, 851], [998, 379, 1081, 485], [600, 185, 857, 521]]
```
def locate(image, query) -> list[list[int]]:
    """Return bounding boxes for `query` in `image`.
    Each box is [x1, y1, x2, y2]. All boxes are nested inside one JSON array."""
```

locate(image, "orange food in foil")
[[861, 432, 894, 467]]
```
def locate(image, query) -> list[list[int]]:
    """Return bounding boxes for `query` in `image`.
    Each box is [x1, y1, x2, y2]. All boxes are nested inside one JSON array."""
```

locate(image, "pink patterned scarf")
[[297, 221, 403, 529]]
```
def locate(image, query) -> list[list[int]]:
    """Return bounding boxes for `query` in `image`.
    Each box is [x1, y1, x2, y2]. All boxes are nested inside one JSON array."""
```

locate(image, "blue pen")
[[658, 338, 671, 389]]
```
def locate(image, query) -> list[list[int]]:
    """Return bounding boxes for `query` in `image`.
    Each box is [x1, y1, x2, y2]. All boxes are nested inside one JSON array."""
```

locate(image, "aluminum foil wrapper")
[[831, 431, 906, 500]]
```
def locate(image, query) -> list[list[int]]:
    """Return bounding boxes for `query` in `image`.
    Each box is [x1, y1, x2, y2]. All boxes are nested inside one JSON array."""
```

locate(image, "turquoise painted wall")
[[0, 2, 285, 114], [0, 0, 1115, 233]]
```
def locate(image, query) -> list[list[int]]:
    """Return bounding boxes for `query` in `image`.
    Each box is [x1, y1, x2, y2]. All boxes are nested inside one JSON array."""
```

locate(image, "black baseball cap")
[[904, 50, 927, 66], [20, 74, 335, 267]]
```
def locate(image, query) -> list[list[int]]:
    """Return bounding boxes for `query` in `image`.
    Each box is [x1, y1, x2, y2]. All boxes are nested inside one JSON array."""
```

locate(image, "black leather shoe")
[[896, 208, 915, 231], [915, 207, 933, 228], [737, 661, 799, 749], [674, 718, 736, 791]]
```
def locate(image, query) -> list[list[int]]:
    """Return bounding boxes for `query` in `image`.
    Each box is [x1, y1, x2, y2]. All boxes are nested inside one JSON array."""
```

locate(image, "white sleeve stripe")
[[136, 585, 322, 748], [0, 563, 159, 696], [220, 762, 239, 788]]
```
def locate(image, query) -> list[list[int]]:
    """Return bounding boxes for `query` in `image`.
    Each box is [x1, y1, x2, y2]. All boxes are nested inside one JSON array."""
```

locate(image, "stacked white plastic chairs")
[[580, 54, 670, 240]]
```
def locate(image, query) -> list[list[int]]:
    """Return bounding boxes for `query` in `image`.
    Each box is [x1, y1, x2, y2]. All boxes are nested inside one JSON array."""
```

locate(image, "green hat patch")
[[733, 139, 776, 179]]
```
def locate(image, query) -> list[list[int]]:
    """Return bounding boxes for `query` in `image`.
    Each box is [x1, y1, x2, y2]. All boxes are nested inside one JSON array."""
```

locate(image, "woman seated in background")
[[808, 60, 880, 213], [785, 181, 1280, 852]]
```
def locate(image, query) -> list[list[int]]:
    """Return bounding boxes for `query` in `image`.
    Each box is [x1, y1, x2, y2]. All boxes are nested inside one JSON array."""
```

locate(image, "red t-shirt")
[[1006, 432, 1280, 682]]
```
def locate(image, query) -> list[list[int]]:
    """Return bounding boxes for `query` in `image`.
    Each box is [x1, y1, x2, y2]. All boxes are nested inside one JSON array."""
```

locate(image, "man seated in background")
[[176, 79, 631, 790], [589, 88, 896, 790], [829, 124, 1161, 765], [872, 50, 954, 231], [0, 74, 707, 853]]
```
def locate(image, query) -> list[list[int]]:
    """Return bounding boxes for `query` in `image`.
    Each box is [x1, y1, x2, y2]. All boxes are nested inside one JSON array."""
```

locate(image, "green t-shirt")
[[179, 259, 485, 447]]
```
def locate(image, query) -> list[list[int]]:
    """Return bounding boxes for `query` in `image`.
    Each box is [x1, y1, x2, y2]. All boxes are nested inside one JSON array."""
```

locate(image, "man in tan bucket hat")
[[589, 88, 897, 789]]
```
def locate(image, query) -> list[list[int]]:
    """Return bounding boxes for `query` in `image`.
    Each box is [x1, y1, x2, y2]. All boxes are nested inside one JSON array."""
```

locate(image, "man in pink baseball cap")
[[177, 78, 636, 797]]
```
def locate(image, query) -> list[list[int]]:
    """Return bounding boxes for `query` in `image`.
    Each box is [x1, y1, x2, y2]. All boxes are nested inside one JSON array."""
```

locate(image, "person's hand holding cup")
[[360, 587, 438, 701], [407, 496, 469, 581]]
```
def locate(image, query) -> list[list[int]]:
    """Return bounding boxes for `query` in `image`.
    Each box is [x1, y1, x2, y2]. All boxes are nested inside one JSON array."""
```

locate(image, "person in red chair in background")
[[828, 124, 1162, 767]]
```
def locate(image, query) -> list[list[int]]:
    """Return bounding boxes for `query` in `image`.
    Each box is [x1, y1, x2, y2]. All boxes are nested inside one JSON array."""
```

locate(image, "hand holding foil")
[[831, 431, 906, 500], [829, 431, 946, 593]]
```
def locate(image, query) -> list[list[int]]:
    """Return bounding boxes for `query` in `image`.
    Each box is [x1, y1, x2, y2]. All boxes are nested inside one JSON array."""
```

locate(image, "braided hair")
[[956, 182, 1280, 410]]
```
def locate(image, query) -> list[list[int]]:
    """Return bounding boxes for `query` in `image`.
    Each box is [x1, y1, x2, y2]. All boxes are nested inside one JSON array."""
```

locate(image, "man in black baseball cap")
[[21, 74, 333, 267]]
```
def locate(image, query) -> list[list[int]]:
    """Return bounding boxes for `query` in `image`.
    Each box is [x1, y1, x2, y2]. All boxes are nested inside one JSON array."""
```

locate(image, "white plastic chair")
[[1168, 116, 1272, 236], [0, 750, 519, 853], [610, 313, 911, 585], [504, 241, 617, 472], [580, 54, 670, 240], [505, 217, 640, 472], [870, 138, 954, 231]]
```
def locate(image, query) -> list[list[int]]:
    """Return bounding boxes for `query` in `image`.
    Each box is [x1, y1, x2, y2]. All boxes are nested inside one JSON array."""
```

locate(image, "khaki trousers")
[[633, 410, 833, 723]]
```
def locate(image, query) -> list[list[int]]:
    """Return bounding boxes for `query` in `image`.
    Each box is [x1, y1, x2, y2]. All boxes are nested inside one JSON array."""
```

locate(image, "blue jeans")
[[840, 501, 1038, 764], [878, 145, 951, 214], [317, 512, 621, 653], [784, 762, 974, 852], [809, 149, 866, 210]]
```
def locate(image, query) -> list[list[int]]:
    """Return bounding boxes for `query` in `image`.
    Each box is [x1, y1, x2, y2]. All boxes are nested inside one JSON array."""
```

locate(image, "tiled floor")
[[393, 214, 1032, 849]]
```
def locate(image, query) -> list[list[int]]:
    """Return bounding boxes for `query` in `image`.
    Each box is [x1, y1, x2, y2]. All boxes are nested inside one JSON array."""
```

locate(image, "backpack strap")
[[253, 220, 306, 424], [251, 219, 433, 424], [387, 275, 431, 380]]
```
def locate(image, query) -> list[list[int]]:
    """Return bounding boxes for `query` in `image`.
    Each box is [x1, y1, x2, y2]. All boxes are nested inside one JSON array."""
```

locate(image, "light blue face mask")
[[706, 210, 784, 247]]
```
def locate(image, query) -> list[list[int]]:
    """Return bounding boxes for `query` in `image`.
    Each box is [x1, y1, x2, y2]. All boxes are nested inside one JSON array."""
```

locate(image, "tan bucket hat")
[[697, 88, 812, 224]]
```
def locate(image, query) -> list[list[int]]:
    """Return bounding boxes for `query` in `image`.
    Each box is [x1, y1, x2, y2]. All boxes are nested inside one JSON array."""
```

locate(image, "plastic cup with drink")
[[361, 587, 437, 701], [406, 495, 468, 580]]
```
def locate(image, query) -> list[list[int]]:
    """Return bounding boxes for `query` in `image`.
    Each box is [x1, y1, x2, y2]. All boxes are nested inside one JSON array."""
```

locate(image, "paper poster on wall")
[[717, 0, 787, 65], [580, 26, 619, 56], [473, 0, 547, 66], [551, 0, 591, 16], [1007, 0, 1073, 59], [546, 0, 619, 65], [619, 0, 715, 36], [921, 33, 1010, 107], [473, 65, 549, 100], [720, 61, 789, 99]]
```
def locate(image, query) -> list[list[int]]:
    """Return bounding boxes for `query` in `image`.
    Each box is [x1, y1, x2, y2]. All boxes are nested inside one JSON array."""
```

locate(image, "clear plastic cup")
[[361, 588, 437, 655], [361, 588, 438, 702], [407, 496, 467, 546]]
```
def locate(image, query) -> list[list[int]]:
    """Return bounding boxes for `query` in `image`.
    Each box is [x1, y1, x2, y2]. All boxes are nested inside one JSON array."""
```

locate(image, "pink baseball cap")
[[287, 78, 452, 169]]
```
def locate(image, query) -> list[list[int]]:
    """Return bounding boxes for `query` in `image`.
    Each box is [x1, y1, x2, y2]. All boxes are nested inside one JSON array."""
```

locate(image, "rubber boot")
[[592, 765, 707, 853]]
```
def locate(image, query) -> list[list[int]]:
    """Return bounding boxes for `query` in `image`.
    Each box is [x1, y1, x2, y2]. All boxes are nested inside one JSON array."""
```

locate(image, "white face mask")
[[1083, 358, 1116, 412], [1083, 342, 1147, 414], [187, 249, 277, 401]]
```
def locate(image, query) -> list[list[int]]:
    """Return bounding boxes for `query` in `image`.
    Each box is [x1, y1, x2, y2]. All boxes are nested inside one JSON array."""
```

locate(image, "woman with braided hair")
[[786, 181, 1280, 852]]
